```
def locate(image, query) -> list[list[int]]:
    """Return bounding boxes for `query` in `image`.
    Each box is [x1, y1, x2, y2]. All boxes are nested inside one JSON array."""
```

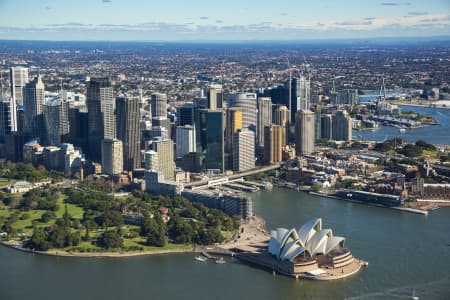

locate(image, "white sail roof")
[[268, 218, 346, 261]]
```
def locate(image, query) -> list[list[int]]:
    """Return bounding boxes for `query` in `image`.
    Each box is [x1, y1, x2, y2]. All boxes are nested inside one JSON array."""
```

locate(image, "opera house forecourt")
[[234, 218, 367, 280]]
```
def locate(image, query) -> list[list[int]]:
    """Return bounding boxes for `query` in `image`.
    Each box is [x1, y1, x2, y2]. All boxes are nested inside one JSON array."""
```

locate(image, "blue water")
[[354, 106, 450, 144]]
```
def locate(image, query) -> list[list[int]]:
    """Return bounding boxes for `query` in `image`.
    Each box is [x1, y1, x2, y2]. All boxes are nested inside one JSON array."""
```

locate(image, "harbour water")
[[1, 188, 449, 299], [355, 105, 450, 144]]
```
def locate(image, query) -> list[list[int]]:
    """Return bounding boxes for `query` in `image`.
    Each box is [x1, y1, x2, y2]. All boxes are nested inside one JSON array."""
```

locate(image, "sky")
[[0, 0, 449, 41]]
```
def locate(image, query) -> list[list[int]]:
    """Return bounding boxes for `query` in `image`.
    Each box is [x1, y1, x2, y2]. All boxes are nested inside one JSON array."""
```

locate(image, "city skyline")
[[0, 0, 449, 41]]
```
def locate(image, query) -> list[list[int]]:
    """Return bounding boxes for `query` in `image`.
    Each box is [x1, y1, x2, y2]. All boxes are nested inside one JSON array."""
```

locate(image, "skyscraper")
[[204, 110, 226, 172], [150, 138, 176, 180], [0, 97, 17, 143], [175, 125, 196, 159], [87, 77, 113, 161], [42, 96, 69, 146], [23, 75, 45, 140], [225, 107, 243, 154], [207, 84, 223, 109], [340, 89, 359, 106], [332, 110, 352, 141], [176, 102, 194, 126], [232, 128, 255, 172], [312, 105, 322, 142], [68, 106, 88, 151], [227, 92, 257, 133], [101, 138, 123, 175], [273, 105, 289, 146], [116, 96, 141, 171], [289, 75, 310, 122], [264, 125, 283, 164], [295, 109, 315, 155], [151, 93, 167, 118], [257, 97, 272, 148], [321, 114, 333, 140], [10, 67, 28, 105]]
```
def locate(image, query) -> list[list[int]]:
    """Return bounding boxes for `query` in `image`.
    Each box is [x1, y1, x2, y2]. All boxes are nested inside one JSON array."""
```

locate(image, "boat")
[[411, 288, 419, 300], [399, 128, 406, 133], [195, 255, 207, 262], [215, 257, 226, 264]]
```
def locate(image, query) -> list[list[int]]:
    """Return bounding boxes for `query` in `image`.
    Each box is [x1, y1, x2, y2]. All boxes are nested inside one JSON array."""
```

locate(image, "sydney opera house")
[[235, 218, 366, 279]]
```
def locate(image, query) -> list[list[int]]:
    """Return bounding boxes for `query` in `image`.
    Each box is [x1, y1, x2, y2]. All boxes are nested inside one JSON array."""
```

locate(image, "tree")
[[29, 227, 50, 251], [99, 230, 123, 249], [142, 214, 167, 247], [40, 211, 56, 223]]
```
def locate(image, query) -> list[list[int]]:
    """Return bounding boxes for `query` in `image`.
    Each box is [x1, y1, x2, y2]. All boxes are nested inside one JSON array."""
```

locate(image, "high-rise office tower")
[[332, 110, 352, 141], [205, 110, 226, 172], [227, 92, 257, 133], [207, 84, 223, 109], [176, 102, 194, 126], [144, 150, 159, 171], [321, 114, 333, 140], [150, 138, 176, 180], [116, 96, 141, 171], [197, 109, 226, 172], [42, 96, 69, 146], [312, 105, 322, 142], [150, 93, 167, 118], [10, 67, 28, 105], [23, 75, 45, 140], [87, 77, 113, 161], [340, 89, 359, 106], [101, 138, 123, 175], [0, 97, 17, 143], [175, 125, 196, 159], [232, 128, 255, 172], [273, 105, 290, 146], [257, 97, 272, 148], [289, 75, 310, 122], [68, 106, 88, 151], [295, 109, 315, 155], [152, 116, 171, 139], [297, 75, 311, 111], [264, 125, 283, 164], [225, 107, 243, 153]]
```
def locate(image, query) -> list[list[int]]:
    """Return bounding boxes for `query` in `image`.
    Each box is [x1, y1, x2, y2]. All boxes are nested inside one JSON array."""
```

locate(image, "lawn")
[[55, 197, 84, 219], [0, 178, 14, 187], [421, 149, 437, 156]]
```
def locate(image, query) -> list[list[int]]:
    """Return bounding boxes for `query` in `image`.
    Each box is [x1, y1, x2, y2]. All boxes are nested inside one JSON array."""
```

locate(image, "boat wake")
[[344, 276, 450, 300]]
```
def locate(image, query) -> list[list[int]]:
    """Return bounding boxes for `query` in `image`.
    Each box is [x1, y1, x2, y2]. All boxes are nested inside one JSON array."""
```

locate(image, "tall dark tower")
[[87, 77, 113, 162], [23, 75, 45, 141], [116, 96, 141, 171]]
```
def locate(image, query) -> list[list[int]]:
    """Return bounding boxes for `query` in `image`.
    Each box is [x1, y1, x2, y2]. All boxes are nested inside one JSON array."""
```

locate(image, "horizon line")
[[1, 35, 450, 44]]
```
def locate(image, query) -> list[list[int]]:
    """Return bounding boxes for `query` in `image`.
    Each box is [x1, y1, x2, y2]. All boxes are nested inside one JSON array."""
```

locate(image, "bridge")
[[184, 164, 281, 189]]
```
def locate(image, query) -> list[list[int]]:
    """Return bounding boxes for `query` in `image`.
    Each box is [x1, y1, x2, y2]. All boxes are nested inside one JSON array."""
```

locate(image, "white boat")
[[195, 255, 207, 262], [399, 128, 406, 133], [215, 257, 226, 264], [411, 288, 419, 300]]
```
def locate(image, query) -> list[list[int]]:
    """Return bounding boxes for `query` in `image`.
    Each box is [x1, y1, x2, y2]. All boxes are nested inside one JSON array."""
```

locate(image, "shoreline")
[[394, 102, 450, 110], [0, 240, 197, 258]]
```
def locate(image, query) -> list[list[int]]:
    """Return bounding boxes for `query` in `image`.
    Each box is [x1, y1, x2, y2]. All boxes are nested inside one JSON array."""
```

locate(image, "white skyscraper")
[[232, 128, 255, 172], [10, 67, 29, 105], [42, 96, 69, 146], [297, 75, 311, 111], [295, 109, 315, 155], [101, 138, 123, 175], [175, 125, 196, 158]]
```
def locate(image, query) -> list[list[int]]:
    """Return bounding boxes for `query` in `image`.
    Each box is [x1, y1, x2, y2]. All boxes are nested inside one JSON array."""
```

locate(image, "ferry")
[[334, 190, 403, 207]]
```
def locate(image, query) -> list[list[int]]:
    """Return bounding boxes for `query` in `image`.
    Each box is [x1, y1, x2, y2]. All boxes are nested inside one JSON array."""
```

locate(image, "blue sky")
[[0, 0, 449, 40]]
